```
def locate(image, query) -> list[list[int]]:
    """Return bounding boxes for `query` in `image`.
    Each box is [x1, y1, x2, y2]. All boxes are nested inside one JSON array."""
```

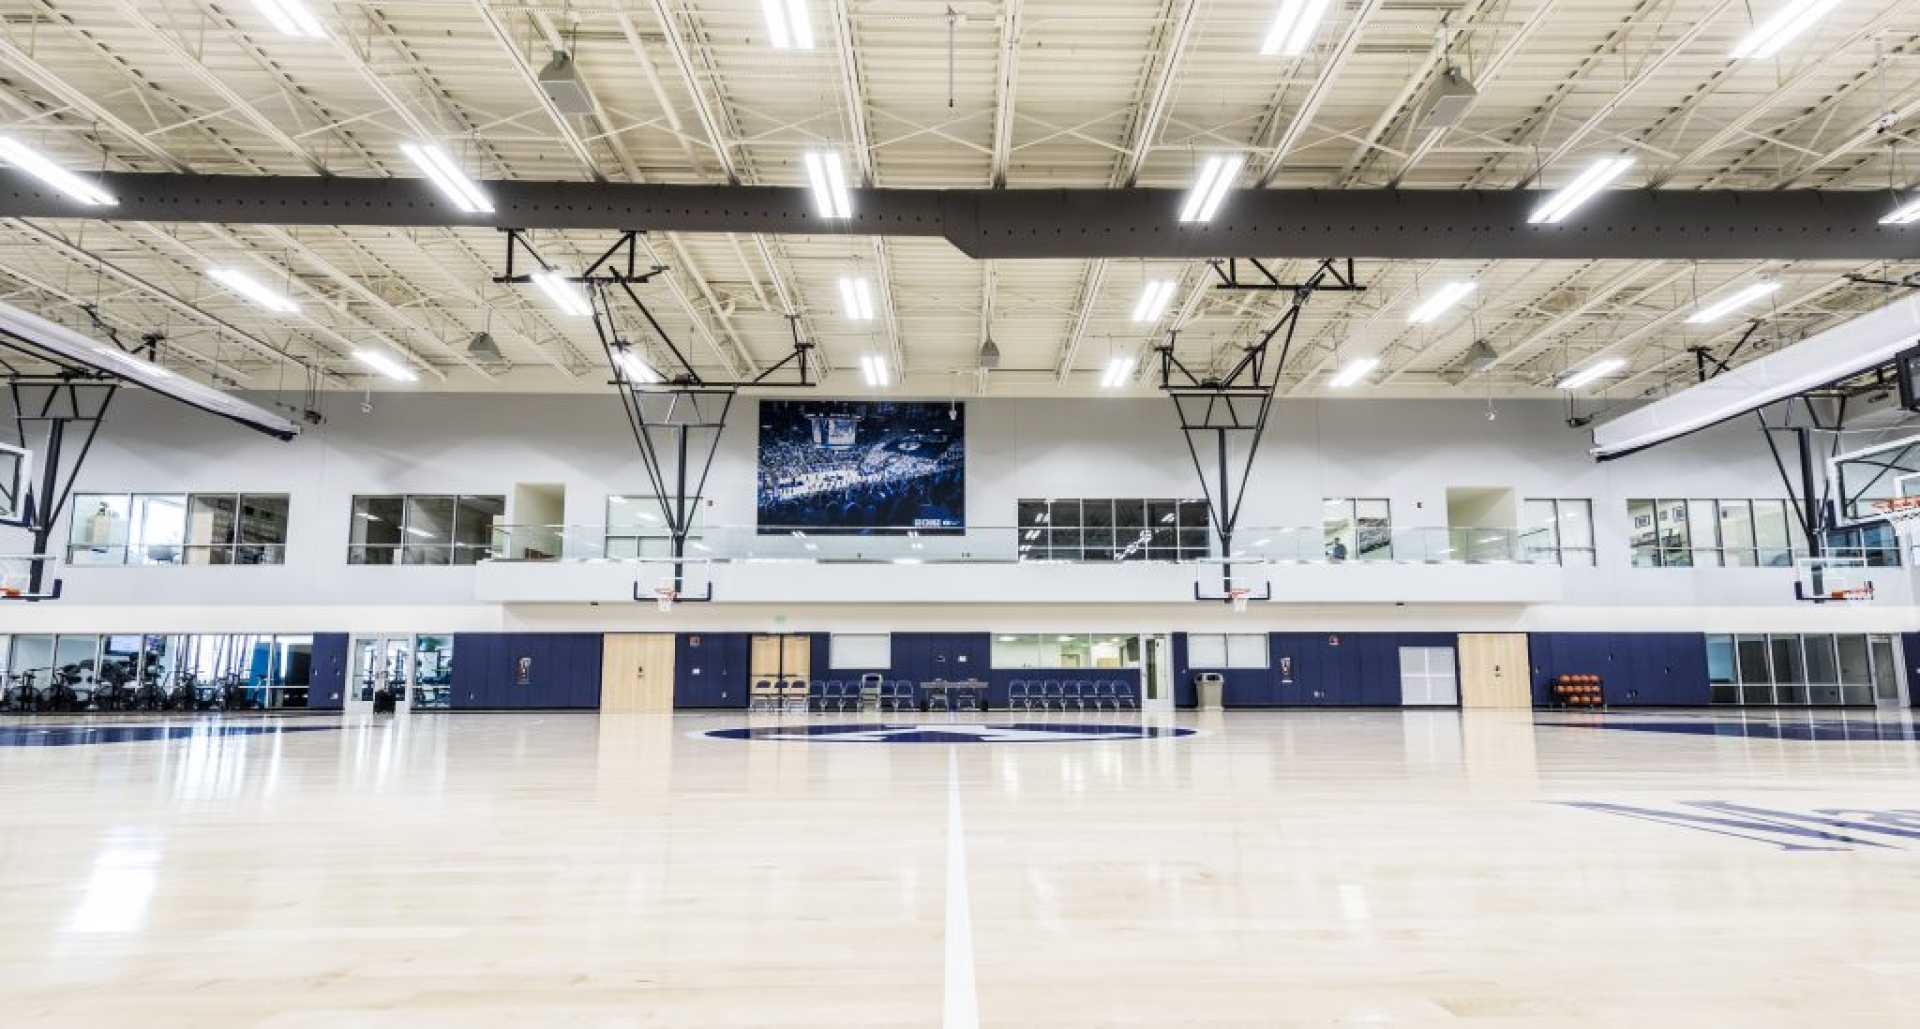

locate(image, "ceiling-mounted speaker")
[[978, 335, 1002, 369], [1419, 67, 1478, 129], [1462, 338, 1498, 374], [468, 331, 502, 362], [538, 51, 596, 115]]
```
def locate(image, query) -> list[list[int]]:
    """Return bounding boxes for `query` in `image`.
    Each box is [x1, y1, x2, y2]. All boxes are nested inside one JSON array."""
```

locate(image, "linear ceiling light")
[[207, 267, 299, 314], [1130, 280, 1176, 323], [354, 349, 418, 382], [532, 270, 593, 318], [1100, 355, 1137, 390], [1407, 281, 1476, 324], [1554, 357, 1626, 391], [860, 353, 891, 388], [838, 276, 875, 320], [1729, 0, 1840, 60], [762, 0, 814, 50], [613, 347, 662, 384], [1259, 0, 1331, 56], [399, 142, 492, 214], [803, 151, 852, 218], [1178, 154, 1244, 223], [252, 0, 327, 38], [1328, 356, 1379, 388], [1528, 156, 1634, 224], [1879, 194, 1920, 225], [0, 136, 116, 206], [1685, 281, 1780, 323]]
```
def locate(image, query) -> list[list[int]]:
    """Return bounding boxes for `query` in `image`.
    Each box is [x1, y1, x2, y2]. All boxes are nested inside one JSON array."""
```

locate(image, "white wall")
[[2, 389, 1911, 633]]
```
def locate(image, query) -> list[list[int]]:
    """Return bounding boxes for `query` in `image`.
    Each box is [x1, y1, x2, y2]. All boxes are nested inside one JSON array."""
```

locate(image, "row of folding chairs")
[[1007, 679, 1138, 711], [797, 680, 920, 712]]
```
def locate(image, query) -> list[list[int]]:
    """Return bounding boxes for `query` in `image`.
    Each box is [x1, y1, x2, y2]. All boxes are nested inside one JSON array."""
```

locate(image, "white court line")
[[944, 746, 980, 1029]]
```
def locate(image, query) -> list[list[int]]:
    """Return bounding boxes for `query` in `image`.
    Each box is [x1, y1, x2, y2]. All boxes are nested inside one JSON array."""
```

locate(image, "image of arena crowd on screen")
[[756, 400, 964, 534]]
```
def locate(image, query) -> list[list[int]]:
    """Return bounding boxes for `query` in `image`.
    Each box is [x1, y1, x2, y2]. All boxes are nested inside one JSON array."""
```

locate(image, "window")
[[1628, 499, 1809, 567], [1825, 521, 1903, 567], [1521, 499, 1595, 565], [67, 492, 289, 566], [829, 633, 890, 669], [991, 633, 1140, 669], [1323, 498, 1391, 561], [606, 495, 706, 559], [1709, 632, 1891, 706], [1186, 633, 1268, 669], [1016, 498, 1210, 562], [349, 494, 503, 565]]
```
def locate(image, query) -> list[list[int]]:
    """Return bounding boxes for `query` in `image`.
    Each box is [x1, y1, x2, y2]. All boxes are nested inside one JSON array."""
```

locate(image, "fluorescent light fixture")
[[1259, 0, 1331, 56], [1729, 0, 1839, 60], [1407, 281, 1476, 324], [1554, 357, 1626, 390], [1178, 154, 1244, 223], [1527, 156, 1635, 224], [1685, 281, 1780, 323], [762, 0, 814, 49], [252, 0, 327, 39], [532, 270, 593, 318], [354, 349, 418, 382], [207, 267, 300, 314], [838, 276, 875, 320], [1879, 194, 1920, 225], [0, 136, 117, 206], [1131, 279, 1176, 323], [803, 151, 852, 218], [1100, 355, 1137, 390], [1328, 356, 1379, 388], [613, 348, 662, 384], [404, 526, 434, 539], [399, 142, 492, 214], [860, 353, 891, 388]]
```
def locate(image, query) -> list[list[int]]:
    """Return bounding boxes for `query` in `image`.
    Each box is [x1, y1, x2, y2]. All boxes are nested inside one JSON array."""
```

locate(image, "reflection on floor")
[[2, 707, 1918, 1026], [0, 722, 341, 747]]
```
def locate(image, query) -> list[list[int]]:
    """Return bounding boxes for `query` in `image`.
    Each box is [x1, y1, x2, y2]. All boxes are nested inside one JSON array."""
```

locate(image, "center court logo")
[[702, 722, 1198, 744]]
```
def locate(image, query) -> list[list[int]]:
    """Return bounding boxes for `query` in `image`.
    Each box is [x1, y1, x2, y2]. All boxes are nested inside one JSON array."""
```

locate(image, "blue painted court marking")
[[1561, 800, 1920, 852], [0, 724, 343, 748], [702, 722, 1198, 743], [1540, 719, 1920, 741]]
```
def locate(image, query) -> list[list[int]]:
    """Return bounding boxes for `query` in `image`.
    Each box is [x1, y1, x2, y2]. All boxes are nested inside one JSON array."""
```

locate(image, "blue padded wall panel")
[[307, 633, 349, 709], [451, 633, 491, 709], [676, 632, 748, 708]]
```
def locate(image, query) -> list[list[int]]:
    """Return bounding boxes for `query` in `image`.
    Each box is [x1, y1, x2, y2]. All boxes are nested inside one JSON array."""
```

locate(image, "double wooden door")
[[1458, 633, 1532, 708], [601, 634, 676, 712]]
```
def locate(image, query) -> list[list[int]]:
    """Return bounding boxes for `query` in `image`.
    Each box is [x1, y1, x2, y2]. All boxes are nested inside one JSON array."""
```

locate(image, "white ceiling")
[[0, 0, 1917, 411]]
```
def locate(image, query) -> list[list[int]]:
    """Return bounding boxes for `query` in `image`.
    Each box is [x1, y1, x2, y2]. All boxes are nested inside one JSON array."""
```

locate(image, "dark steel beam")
[[4, 174, 1920, 260]]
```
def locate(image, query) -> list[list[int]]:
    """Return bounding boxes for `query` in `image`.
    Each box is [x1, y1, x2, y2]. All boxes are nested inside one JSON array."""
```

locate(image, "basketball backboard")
[[1828, 434, 1920, 527], [0, 443, 29, 528], [1794, 555, 1876, 604]]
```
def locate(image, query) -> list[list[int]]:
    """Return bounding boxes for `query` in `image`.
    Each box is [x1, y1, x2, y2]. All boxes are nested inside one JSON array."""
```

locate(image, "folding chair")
[[1090, 681, 1115, 711], [925, 680, 949, 712], [1008, 680, 1030, 711], [750, 679, 777, 712], [896, 681, 919, 711], [1115, 681, 1138, 711], [807, 679, 828, 713], [1040, 680, 1062, 711], [954, 683, 980, 712]]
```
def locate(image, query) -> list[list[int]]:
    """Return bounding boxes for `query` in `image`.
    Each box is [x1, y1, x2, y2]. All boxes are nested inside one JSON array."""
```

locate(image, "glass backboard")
[[1828, 434, 1920, 526], [0, 443, 28, 527]]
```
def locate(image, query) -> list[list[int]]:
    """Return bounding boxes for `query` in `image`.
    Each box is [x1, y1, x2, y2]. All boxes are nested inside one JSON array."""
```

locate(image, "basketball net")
[[652, 581, 679, 613], [1227, 587, 1251, 614], [1872, 497, 1920, 572], [0, 555, 36, 599]]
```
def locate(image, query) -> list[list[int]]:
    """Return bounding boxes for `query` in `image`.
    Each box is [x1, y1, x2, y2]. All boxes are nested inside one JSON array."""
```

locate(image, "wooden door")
[[601, 633, 676, 712], [1458, 633, 1531, 708], [781, 635, 810, 682]]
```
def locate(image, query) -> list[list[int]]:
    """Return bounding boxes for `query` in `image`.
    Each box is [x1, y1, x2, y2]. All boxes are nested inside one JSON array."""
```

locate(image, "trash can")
[[1194, 672, 1225, 711]]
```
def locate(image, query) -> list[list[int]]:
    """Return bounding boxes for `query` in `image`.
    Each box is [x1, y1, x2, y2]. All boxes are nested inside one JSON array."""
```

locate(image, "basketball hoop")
[[651, 583, 679, 613], [0, 554, 51, 600], [1871, 496, 1920, 571], [1227, 587, 1251, 614]]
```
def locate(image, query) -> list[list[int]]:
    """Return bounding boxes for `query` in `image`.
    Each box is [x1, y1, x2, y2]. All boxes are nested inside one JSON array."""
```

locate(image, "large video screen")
[[756, 400, 965, 533]]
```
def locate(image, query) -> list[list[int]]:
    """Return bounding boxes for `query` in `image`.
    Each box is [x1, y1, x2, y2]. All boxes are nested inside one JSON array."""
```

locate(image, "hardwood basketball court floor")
[[1, 708, 1916, 1026]]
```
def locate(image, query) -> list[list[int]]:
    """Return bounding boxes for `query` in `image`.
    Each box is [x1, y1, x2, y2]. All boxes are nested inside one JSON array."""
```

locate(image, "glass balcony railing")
[[486, 524, 1575, 566]]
